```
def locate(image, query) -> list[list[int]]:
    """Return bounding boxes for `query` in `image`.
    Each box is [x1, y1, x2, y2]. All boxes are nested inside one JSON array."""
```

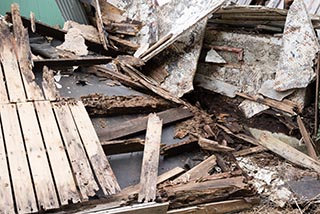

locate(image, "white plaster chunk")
[[239, 100, 269, 118], [274, 0, 319, 91], [57, 28, 88, 56], [259, 80, 294, 101], [205, 49, 226, 64]]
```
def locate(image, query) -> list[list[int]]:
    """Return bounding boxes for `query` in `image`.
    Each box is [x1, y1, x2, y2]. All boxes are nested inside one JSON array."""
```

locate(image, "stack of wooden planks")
[[0, 4, 120, 213]]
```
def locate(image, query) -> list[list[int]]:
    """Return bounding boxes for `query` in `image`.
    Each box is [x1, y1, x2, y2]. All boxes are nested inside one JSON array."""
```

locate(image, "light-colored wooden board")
[[0, 64, 9, 103], [0, 117, 14, 213], [138, 114, 162, 202], [17, 102, 59, 210], [173, 155, 217, 184], [0, 22, 26, 103], [11, 4, 44, 101], [0, 103, 37, 213], [42, 66, 59, 101], [53, 102, 99, 200], [34, 101, 80, 205], [69, 101, 120, 195], [297, 116, 318, 160]]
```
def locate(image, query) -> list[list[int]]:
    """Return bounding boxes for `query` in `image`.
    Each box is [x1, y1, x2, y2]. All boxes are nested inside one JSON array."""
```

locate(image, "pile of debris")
[[1, 0, 320, 213]]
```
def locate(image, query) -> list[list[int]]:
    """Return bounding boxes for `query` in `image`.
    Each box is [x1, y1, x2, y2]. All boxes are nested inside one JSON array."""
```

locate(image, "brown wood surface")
[[11, 4, 44, 101], [138, 114, 162, 202], [97, 108, 193, 141], [42, 66, 59, 101], [101, 138, 145, 155], [35, 101, 80, 205], [69, 101, 121, 195], [53, 102, 99, 200], [17, 102, 59, 210], [1, 104, 37, 213], [0, 63, 8, 103]]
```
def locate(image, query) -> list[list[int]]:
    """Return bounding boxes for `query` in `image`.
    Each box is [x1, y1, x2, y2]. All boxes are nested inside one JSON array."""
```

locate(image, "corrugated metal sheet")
[[55, 0, 88, 24]]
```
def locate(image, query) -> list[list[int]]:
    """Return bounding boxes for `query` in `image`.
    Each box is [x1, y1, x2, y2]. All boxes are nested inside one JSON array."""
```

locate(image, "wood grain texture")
[[53, 102, 99, 200], [0, 104, 37, 213], [17, 102, 59, 210], [42, 66, 59, 101], [0, 64, 8, 103], [0, 22, 26, 102], [138, 114, 162, 202], [69, 101, 120, 195], [11, 4, 44, 101], [0, 117, 14, 213], [35, 101, 80, 205]]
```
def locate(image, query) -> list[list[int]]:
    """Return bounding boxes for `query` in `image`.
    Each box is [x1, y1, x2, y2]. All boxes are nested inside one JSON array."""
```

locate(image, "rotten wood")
[[94, 0, 108, 50], [236, 92, 297, 115], [11, 4, 44, 101], [0, 62, 8, 103], [161, 138, 199, 156], [101, 138, 145, 155], [297, 116, 318, 160], [42, 66, 60, 101], [315, 54, 320, 136], [167, 198, 258, 214], [109, 35, 140, 51], [161, 176, 252, 209], [97, 107, 193, 141], [198, 137, 235, 152], [138, 114, 162, 202], [233, 146, 267, 157], [173, 155, 217, 184], [81, 94, 174, 116], [258, 133, 320, 172]]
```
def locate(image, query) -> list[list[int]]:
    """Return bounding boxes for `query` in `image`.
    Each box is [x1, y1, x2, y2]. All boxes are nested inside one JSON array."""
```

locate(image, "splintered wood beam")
[[33, 56, 112, 69], [198, 137, 235, 152], [11, 4, 44, 101], [173, 155, 217, 184], [258, 133, 320, 172], [101, 138, 145, 155], [97, 107, 193, 141], [138, 114, 162, 203], [297, 116, 318, 160], [233, 146, 267, 157], [42, 66, 60, 101]]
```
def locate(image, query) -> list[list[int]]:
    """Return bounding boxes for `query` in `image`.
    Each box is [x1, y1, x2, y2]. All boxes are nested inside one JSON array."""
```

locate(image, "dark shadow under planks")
[[97, 108, 193, 141], [34, 101, 80, 205]]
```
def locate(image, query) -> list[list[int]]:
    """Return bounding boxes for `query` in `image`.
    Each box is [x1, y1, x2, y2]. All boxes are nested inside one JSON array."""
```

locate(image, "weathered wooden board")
[[69, 101, 120, 195], [0, 117, 14, 213], [17, 102, 59, 210], [42, 66, 59, 101], [34, 101, 80, 205], [0, 104, 37, 213], [97, 108, 193, 141], [138, 114, 162, 202], [0, 22, 26, 103], [53, 102, 99, 200], [0, 64, 9, 103], [11, 4, 44, 101]]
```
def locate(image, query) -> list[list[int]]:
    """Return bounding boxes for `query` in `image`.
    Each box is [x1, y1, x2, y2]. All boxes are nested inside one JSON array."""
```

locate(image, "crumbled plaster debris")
[[57, 28, 88, 56]]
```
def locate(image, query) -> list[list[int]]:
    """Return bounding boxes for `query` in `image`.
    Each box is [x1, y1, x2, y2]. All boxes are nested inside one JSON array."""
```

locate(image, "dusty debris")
[[57, 28, 89, 56]]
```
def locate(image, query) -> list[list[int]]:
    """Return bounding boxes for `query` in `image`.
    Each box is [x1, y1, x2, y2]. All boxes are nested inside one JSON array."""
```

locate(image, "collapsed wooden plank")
[[0, 116, 14, 213], [69, 101, 121, 195], [35, 101, 80, 205], [0, 21, 26, 103], [297, 116, 318, 160], [257, 133, 320, 172], [138, 114, 162, 202], [198, 137, 235, 152], [17, 102, 59, 210], [53, 102, 99, 200], [101, 138, 145, 155], [97, 108, 193, 141], [173, 155, 217, 184], [0, 104, 37, 213], [0, 64, 8, 103], [11, 4, 44, 101], [42, 66, 60, 101]]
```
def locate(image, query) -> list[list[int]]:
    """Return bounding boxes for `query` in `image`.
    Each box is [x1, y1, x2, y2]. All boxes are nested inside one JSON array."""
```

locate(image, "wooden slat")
[[97, 108, 193, 141], [11, 4, 44, 101], [53, 102, 99, 200], [34, 101, 80, 205], [69, 101, 120, 195], [42, 66, 59, 101], [17, 102, 59, 210], [0, 117, 14, 213], [0, 64, 9, 103], [0, 103, 37, 213], [138, 114, 162, 202], [0, 22, 26, 103]]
